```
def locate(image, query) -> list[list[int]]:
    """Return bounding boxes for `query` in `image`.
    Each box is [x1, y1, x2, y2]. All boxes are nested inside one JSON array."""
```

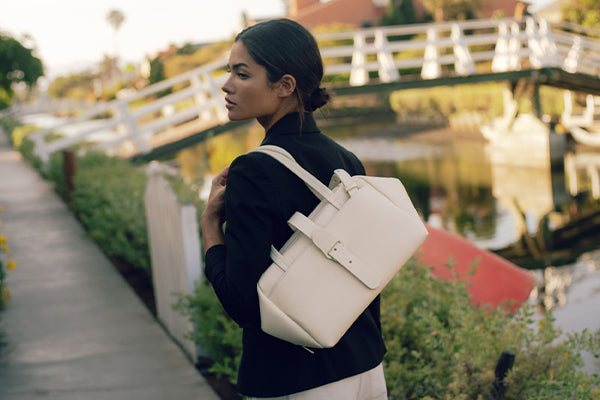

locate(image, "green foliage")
[[390, 83, 506, 119], [180, 257, 600, 398], [0, 31, 44, 102], [14, 128, 63, 173], [389, 83, 565, 121], [421, 0, 481, 22], [562, 0, 600, 29], [10, 124, 38, 148], [175, 282, 243, 382], [0, 116, 22, 143], [380, 0, 418, 26], [71, 152, 150, 270], [381, 259, 600, 399], [48, 71, 96, 99], [163, 41, 231, 79]]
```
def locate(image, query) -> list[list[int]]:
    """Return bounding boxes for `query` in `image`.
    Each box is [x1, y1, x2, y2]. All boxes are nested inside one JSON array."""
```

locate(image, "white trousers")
[[247, 363, 387, 400]]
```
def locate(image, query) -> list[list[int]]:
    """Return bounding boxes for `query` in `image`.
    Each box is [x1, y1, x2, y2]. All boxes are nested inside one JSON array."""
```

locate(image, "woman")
[[201, 18, 387, 399]]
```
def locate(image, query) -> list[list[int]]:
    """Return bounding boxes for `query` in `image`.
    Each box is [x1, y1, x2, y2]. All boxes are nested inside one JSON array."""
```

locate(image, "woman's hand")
[[201, 166, 229, 251]]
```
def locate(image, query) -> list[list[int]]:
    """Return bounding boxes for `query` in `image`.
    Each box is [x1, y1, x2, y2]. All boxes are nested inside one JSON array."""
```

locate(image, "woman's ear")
[[278, 74, 296, 98]]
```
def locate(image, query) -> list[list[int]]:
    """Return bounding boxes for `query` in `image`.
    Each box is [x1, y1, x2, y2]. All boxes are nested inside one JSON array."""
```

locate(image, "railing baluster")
[[451, 24, 475, 75], [422, 27, 441, 79], [350, 31, 369, 86], [374, 29, 400, 82]]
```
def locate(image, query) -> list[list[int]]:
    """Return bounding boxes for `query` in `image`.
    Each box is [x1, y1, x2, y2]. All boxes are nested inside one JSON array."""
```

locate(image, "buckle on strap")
[[287, 212, 380, 289], [327, 242, 381, 290]]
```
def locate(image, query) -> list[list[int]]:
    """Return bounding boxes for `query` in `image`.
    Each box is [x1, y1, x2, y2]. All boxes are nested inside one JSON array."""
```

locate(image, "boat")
[[418, 224, 536, 311], [568, 126, 600, 147]]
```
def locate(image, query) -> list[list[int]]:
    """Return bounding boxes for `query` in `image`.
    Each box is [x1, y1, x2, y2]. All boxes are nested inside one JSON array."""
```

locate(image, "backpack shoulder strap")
[[250, 145, 341, 209]]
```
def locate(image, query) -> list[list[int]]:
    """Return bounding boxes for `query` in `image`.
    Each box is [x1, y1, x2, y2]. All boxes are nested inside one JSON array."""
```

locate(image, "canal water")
[[173, 115, 600, 342]]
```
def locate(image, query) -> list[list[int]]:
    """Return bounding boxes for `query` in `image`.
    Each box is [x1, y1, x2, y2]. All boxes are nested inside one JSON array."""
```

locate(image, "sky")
[[1, 0, 554, 79], [0, 0, 285, 78]]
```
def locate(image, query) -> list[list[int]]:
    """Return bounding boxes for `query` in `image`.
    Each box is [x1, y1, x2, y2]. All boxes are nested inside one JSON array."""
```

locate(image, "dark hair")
[[235, 18, 331, 116]]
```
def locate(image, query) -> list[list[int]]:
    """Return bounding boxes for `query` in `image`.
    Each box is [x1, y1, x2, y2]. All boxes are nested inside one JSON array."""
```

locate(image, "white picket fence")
[[16, 16, 600, 163], [144, 162, 204, 361]]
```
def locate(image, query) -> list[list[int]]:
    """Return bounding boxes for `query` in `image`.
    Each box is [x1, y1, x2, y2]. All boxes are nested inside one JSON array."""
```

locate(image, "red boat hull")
[[418, 224, 536, 311]]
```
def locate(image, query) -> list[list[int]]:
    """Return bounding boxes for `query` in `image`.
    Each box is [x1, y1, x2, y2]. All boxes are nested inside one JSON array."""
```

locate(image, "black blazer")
[[205, 112, 386, 397]]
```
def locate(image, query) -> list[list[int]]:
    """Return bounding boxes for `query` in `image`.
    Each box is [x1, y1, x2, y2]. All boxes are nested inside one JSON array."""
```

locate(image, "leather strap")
[[251, 145, 342, 209], [287, 212, 380, 289], [333, 169, 359, 197], [270, 246, 290, 272]]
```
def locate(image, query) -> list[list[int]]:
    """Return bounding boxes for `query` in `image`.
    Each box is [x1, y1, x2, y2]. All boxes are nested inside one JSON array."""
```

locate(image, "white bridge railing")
[[15, 16, 600, 163]]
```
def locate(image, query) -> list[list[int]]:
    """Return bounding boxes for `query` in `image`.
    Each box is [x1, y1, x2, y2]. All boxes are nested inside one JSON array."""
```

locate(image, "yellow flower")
[[2, 243, 8, 253], [7, 259, 16, 271], [0, 235, 6, 245]]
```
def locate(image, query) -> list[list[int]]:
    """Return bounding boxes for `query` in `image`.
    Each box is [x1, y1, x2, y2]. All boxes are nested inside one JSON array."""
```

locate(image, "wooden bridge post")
[[451, 24, 475, 76], [589, 164, 600, 199], [422, 27, 441, 79], [564, 36, 583, 73], [526, 17, 560, 68], [492, 21, 521, 72], [374, 29, 399, 83], [564, 153, 578, 196], [350, 32, 369, 86]]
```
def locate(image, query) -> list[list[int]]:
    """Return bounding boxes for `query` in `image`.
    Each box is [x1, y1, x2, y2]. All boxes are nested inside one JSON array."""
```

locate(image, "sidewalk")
[[0, 128, 221, 400]]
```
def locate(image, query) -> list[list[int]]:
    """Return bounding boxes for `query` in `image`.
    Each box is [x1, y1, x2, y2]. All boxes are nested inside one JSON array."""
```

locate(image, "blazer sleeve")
[[204, 154, 281, 328]]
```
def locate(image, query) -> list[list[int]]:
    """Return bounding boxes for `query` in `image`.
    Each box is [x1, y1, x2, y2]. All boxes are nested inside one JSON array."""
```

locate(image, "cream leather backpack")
[[252, 145, 429, 348]]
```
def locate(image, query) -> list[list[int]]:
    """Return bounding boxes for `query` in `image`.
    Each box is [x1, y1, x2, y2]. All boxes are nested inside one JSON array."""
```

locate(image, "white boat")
[[480, 113, 566, 167], [568, 126, 600, 147]]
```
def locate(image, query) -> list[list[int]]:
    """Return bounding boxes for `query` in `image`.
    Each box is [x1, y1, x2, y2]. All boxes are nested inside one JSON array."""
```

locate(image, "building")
[[288, 0, 389, 29], [287, 0, 538, 30]]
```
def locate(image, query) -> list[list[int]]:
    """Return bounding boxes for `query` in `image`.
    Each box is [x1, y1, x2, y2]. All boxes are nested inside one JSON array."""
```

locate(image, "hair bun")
[[308, 87, 331, 111]]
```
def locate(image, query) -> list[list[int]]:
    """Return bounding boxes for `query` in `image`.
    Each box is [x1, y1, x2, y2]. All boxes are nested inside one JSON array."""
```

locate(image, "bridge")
[[5, 16, 600, 164]]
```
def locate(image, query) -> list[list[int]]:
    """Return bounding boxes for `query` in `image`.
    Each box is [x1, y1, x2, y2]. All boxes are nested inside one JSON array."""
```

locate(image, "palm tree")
[[106, 9, 126, 59]]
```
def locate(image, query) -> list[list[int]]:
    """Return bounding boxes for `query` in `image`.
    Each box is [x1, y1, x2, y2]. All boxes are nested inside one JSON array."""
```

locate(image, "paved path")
[[0, 127, 221, 400]]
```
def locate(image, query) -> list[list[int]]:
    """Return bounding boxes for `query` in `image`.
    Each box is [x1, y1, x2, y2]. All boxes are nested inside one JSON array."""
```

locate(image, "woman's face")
[[222, 41, 282, 125]]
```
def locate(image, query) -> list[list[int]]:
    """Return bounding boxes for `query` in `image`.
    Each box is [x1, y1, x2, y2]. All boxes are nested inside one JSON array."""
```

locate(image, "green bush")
[[175, 281, 243, 382], [179, 258, 600, 399], [70, 152, 150, 270], [381, 259, 600, 400]]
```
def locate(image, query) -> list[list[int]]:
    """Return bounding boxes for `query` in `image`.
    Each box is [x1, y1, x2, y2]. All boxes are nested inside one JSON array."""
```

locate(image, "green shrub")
[[71, 151, 150, 270], [381, 259, 600, 400], [179, 258, 600, 399], [175, 281, 243, 382], [11, 124, 38, 148]]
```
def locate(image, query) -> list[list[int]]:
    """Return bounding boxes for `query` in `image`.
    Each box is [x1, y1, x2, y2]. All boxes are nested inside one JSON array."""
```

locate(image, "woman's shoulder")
[[227, 150, 283, 189]]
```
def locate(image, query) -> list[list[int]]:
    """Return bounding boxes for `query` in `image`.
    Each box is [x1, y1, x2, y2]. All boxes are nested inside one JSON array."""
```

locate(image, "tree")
[[562, 0, 600, 29], [421, 0, 482, 22], [380, 0, 419, 26], [106, 9, 126, 59], [0, 32, 44, 108]]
